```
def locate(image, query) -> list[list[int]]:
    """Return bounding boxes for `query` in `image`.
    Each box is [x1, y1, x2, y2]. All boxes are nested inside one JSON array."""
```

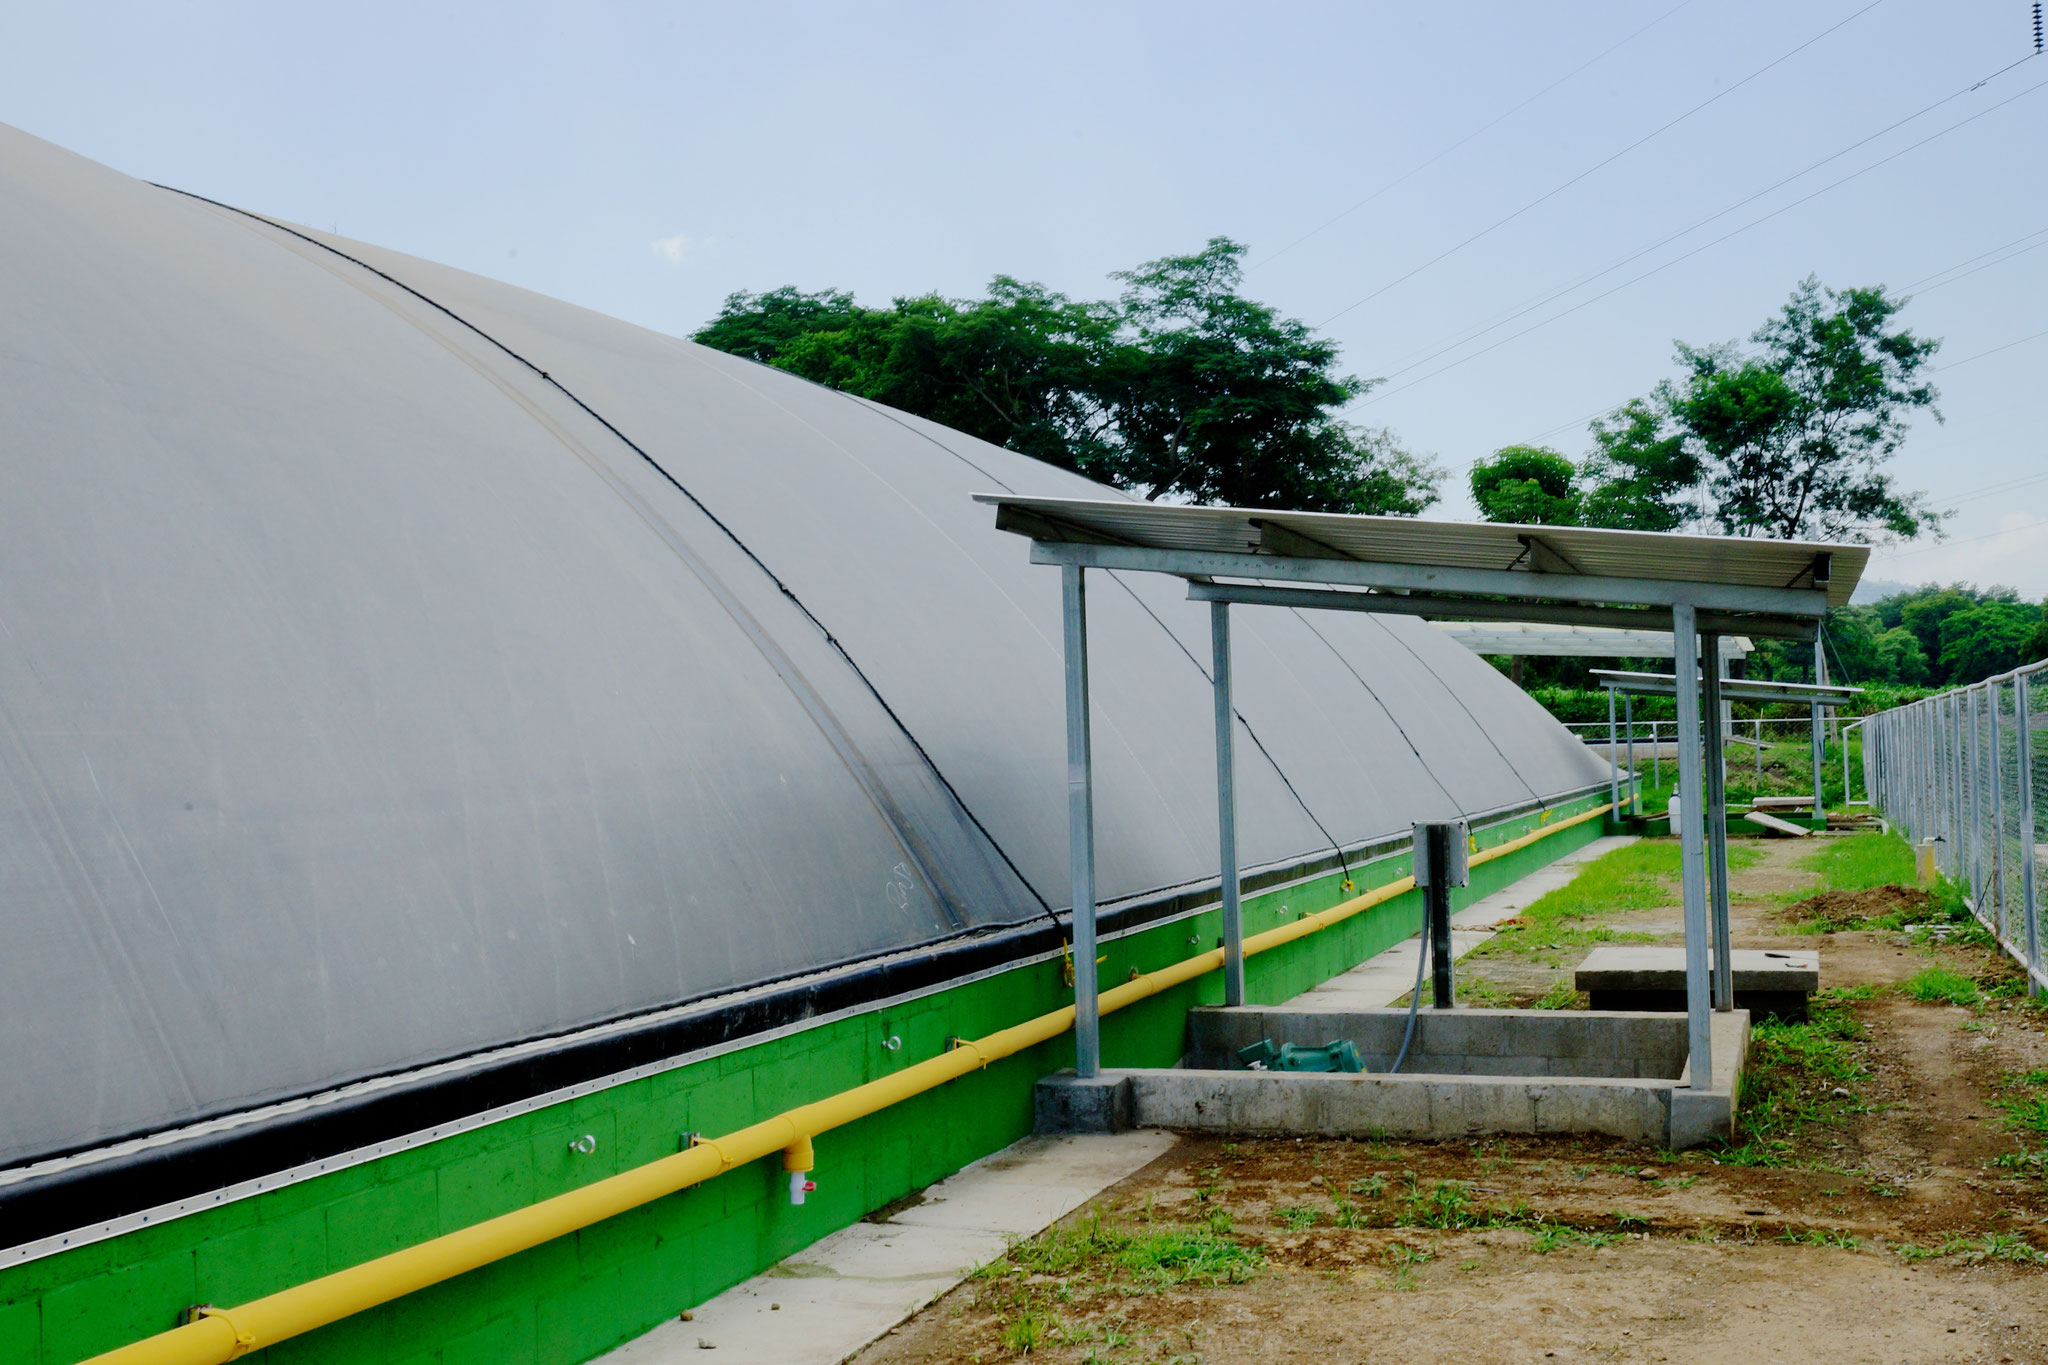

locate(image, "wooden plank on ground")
[[1745, 810, 1813, 837]]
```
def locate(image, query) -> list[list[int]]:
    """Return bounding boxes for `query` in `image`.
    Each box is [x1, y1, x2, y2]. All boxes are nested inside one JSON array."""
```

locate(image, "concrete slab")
[[1293, 834, 1638, 1011], [1577, 946, 1817, 1021], [597, 1131, 1175, 1365], [1164, 1006, 1746, 1147]]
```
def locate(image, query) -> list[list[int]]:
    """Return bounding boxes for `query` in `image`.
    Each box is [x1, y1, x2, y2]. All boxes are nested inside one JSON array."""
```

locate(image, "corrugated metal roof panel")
[[975, 495, 1868, 608]]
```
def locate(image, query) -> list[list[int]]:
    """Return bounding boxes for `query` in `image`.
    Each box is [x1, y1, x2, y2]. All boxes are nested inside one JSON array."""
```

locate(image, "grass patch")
[[1902, 967, 1980, 1006], [1998, 1071, 2048, 1136], [1900, 1231, 2048, 1265], [1517, 841, 1686, 925], [1799, 832, 1915, 892], [1721, 996, 1868, 1164], [1271, 1205, 1320, 1231], [999, 1211, 1262, 1290]]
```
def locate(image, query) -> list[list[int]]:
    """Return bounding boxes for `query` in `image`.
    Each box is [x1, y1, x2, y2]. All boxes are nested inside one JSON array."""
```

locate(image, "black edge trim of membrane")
[[1, 784, 1605, 1250]]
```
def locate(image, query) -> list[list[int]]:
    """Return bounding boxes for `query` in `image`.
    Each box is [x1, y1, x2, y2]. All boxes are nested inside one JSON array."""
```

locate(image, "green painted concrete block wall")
[[2, 797, 1605, 1365]]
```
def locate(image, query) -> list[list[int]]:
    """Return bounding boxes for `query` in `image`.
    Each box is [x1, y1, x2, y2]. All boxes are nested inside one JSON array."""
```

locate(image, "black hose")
[[1387, 902, 1431, 1074]]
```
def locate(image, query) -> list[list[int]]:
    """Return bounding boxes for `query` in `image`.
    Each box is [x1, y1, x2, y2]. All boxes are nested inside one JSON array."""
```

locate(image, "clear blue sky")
[[4, 0, 2042, 595]]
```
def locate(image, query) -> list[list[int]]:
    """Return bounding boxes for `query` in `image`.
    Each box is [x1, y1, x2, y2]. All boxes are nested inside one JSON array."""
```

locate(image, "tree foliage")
[[1741, 582, 2044, 688], [693, 239, 1442, 514], [1660, 277, 1941, 541], [1486, 278, 1939, 541], [1468, 445, 1580, 525]]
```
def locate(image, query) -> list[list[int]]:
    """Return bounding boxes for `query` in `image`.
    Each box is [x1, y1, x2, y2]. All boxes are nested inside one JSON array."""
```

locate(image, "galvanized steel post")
[[1990, 686, 2007, 940], [1969, 688, 1985, 912], [2018, 672, 2040, 995], [1624, 692, 1637, 816], [1060, 563, 1101, 1077], [1811, 636, 1826, 825], [1210, 599, 1246, 1007], [1702, 634, 1733, 1011], [1607, 685, 1620, 813], [1672, 604, 1713, 1084]]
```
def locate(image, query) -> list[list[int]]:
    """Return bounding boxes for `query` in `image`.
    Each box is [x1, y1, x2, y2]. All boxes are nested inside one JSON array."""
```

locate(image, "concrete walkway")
[[1294, 833, 1636, 1010], [598, 1132, 1176, 1364], [599, 832, 1633, 1364]]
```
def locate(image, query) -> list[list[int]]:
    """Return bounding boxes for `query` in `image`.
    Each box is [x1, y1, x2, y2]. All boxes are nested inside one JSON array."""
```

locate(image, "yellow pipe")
[[84, 803, 1609, 1365]]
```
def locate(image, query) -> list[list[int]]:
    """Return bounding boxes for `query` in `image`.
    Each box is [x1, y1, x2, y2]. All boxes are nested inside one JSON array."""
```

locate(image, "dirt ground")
[[853, 834, 2048, 1365]]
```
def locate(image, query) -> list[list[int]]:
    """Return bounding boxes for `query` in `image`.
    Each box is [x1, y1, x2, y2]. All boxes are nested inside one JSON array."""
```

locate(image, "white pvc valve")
[[788, 1172, 817, 1205]]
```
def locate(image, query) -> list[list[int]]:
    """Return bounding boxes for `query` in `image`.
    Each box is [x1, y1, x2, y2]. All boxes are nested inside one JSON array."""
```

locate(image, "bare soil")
[[854, 836, 2048, 1365]]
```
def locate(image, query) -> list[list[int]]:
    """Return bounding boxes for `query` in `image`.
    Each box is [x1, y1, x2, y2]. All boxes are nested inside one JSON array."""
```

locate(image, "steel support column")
[[1607, 686, 1620, 813], [1061, 563, 1101, 1077], [1210, 599, 1246, 1007], [1673, 604, 1713, 1084], [1702, 634, 1733, 1011], [1811, 637, 1827, 825], [1624, 693, 1637, 816]]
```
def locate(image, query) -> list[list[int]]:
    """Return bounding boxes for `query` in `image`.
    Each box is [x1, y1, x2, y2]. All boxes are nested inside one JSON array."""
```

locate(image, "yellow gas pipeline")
[[84, 803, 1608, 1365]]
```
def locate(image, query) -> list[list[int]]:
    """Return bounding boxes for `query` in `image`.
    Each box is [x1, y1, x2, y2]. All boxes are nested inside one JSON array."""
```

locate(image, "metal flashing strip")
[[0, 785, 1607, 1269]]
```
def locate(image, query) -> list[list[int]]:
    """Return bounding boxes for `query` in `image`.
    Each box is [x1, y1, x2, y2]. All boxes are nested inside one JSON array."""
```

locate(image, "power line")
[[1507, 220, 2047, 448], [1248, 2, 1694, 272], [1316, 1, 1884, 327], [1357, 72, 2048, 406], [1932, 326, 2048, 371], [1908, 236, 2048, 295], [1881, 514, 2048, 557], [1373, 54, 2042, 382], [1937, 469, 2048, 507], [1902, 225, 2048, 290]]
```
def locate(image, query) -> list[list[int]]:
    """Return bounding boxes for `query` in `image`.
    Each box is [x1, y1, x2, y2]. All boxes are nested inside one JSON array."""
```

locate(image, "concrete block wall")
[[0, 794, 1606, 1365]]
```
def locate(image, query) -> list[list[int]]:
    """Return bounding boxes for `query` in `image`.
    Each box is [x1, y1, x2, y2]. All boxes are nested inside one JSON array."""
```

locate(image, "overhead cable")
[[1519, 218, 2048, 447], [1248, 1, 1694, 272], [1357, 73, 2048, 405], [1374, 53, 2043, 382], [1317, 1, 1885, 326]]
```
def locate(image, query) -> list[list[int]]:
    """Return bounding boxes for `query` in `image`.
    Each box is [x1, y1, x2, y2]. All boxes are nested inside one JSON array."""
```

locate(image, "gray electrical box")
[[1411, 819, 1470, 888]]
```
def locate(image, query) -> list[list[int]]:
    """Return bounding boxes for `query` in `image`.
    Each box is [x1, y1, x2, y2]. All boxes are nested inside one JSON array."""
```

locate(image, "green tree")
[[1468, 445, 1580, 525], [1936, 600, 2038, 684], [693, 286, 863, 364], [1656, 276, 1941, 541], [1873, 625, 1930, 685], [1577, 398, 1701, 531], [1823, 607, 1883, 683], [2027, 605, 2048, 666], [1093, 240, 1440, 511], [691, 239, 1442, 514], [1894, 585, 2010, 666]]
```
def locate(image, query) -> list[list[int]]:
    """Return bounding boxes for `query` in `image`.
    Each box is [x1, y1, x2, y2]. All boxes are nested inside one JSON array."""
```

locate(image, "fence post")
[[1991, 685, 2008, 942], [2018, 672, 2040, 995]]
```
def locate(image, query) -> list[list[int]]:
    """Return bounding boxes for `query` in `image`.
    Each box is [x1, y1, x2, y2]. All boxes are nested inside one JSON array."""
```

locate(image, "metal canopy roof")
[[981, 493, 1868, 1086], [1433, 622, 1752, 660], [1591, 669, 1861, 708], [976, 495, 1867, 613]]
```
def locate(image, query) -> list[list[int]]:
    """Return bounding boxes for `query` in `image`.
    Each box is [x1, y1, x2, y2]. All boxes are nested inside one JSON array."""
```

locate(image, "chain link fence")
[[1865, 659, 2046, 993]]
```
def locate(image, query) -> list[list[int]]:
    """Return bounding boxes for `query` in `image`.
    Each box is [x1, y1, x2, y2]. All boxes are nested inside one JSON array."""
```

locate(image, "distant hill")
[[1852, 577, 1915, 604]]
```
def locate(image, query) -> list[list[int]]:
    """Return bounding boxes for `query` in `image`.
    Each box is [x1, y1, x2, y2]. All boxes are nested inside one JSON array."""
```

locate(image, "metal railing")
[[1563, 715, 1854, 813], [1864, 659, 2046, 994]]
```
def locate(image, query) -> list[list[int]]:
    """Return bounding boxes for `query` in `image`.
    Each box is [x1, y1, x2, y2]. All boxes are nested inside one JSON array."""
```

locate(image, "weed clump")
[[1720, 995, 1869, 1164], [1903, 967, 1980, 1006], [998, 1211, 1261, 1291]]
